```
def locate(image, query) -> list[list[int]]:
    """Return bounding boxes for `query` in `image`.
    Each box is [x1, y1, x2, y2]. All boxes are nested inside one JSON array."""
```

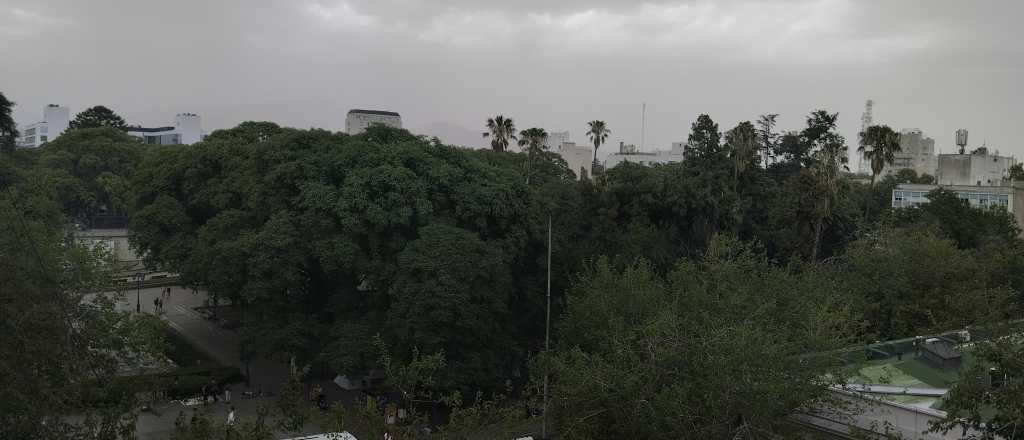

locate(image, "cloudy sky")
[[2, 0, 1021, 160]]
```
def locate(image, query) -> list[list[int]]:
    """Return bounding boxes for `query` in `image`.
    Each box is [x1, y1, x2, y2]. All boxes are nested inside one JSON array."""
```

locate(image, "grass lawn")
[[894, 359, 959, 388]]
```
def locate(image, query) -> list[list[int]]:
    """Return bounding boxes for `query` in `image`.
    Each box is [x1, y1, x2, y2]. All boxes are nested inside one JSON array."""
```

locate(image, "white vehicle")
[[281, 433, 358, 440]]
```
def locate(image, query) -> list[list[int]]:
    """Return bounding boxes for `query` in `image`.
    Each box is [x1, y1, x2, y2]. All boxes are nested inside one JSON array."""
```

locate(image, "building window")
[[40, 126, 48, 134], [25, 127, 36, 136], [40, 135, 48, 142]]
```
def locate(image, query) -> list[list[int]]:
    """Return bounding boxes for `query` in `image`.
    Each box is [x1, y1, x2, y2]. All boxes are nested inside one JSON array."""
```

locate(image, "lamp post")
[[135, 272, 144, 313], [542, 214, 552, 440]]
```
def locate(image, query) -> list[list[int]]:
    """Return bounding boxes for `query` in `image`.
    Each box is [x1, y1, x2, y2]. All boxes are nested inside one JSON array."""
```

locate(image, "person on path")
[[224, 387, 231, 403], [153, 297, 159, 314], [226, 406, 236, 439]]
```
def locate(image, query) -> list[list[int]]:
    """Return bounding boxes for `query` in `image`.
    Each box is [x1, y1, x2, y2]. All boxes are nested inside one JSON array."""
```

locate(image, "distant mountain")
[[412, 122, 486, 149]]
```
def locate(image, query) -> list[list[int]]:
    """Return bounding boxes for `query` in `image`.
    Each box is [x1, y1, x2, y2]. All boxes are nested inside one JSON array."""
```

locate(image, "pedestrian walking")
[[153, 297, 159, 313], [224, 387, 231, 403], [226, 405, 236, 439]]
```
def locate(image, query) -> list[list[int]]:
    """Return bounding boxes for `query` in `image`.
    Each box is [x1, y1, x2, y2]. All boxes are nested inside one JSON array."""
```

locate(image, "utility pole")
[[542, 214, 552, 439]]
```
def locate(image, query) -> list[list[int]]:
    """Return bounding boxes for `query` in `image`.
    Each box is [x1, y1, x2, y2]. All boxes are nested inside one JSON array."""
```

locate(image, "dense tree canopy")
[[9, 105, 1023, 437], [0, 144, 159, 439], [69, 105, 127, 129], [0, 91, 17, 153], [547, 237, 855, 439]]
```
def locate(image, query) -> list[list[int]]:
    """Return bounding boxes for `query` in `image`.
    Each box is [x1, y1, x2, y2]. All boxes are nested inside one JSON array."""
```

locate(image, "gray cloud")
[[2, 0, 1021, 158]]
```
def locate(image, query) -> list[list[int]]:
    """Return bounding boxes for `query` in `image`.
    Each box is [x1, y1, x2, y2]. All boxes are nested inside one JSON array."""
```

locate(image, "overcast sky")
[[2, 0, 1021, 160]]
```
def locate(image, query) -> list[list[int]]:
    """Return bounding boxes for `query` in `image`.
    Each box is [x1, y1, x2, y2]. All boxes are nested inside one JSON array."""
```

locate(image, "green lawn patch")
[[894, 359, 959, 388]]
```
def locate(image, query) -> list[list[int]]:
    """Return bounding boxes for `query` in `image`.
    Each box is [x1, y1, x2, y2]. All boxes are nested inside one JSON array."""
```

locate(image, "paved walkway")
[[94, 285, 324, 439], [843, 383, 949, 397]]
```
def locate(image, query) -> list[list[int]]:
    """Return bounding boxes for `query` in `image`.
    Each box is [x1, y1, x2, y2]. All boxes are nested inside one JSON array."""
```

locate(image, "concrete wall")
[[556, 141, 593, 180], [76, 229, 141, 265], [937, 153, 1016, 186], [346, 112, 402, 134], [174, 113, 203, 145]]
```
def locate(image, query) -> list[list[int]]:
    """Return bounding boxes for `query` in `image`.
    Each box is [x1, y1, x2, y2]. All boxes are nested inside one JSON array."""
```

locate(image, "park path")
[[100, 285, 321, 439]]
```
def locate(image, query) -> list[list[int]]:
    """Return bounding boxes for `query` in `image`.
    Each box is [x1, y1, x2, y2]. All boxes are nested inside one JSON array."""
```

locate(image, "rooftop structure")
[[16, 104, 70, 148], [125, 113, 204, 145], [346, 109, 402, 135], [936, 149, 1015, 187], [919, 338, 963, 370], [604, 141, 686, 169]]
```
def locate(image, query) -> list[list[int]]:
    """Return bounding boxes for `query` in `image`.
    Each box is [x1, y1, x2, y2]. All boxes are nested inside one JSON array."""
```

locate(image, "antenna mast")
[[858, 99, 874, 174], [641, 102, 646, 151]]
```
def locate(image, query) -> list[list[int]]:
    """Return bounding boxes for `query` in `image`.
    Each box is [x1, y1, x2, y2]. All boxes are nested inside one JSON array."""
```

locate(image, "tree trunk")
[[811, 216, 823, 262], [525, 148, 532, 185]]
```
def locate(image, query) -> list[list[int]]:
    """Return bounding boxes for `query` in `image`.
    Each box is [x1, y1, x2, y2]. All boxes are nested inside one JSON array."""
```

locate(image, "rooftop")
[[125, 126, 175, 133], [347, 109, 400, 117]]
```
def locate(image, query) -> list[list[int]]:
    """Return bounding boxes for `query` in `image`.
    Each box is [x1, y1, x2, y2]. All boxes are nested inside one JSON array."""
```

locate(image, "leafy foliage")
[[546, 237, 855, 439], [69, 105, 127, 129], [0, 91, 17, 152]]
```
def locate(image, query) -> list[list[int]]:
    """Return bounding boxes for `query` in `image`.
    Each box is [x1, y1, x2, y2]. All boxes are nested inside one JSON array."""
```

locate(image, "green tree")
[[0, 155, 162, 439], [807, 111, 847, 261], [518, 127, 548, 185], [891, 188, 1019, 249], [586, 120, 610, 171], [684, 114, 722, 160], [725, 120, 760, 189], [70, 105, 127, 129], [546, 237, 855, 439], [858, 124, 902, 186], [930, 337, 1024, 439], [756, 113, 779, 167], [482, 115, 517, 152], [387, 224, 513, 386], [842, 228, 1017, 339], [37, 127, 143, 222], [0, 92, 17, 152]]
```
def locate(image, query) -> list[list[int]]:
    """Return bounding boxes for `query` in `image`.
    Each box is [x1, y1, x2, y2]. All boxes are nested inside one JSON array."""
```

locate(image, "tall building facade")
[[880, 129, 937, 178], [346, 109, 402, 134], [125, 113, 204, 145], [16, 104, 70, 148]]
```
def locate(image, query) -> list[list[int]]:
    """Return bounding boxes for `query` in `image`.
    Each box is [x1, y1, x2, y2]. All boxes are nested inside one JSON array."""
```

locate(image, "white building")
[[604, 141, 686, 169], [880, 128, 937, 178], [346, 109, 402, 134], [125, 113, 204, 145], [557, 142, 593, 180], [16, 104, 70, 148], [936, 150, 1016, 187], [892, 182, 1024, 237], [544, 131, 594, 180]]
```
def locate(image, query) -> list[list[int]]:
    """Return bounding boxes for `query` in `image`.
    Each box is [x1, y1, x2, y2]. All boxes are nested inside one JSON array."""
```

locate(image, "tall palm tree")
[[857, 125, 902, 186], [518, 127, 548, 185], [810, 132, 848, 262], [586, 120, 611, 171], [483, 115, 517, 152]]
